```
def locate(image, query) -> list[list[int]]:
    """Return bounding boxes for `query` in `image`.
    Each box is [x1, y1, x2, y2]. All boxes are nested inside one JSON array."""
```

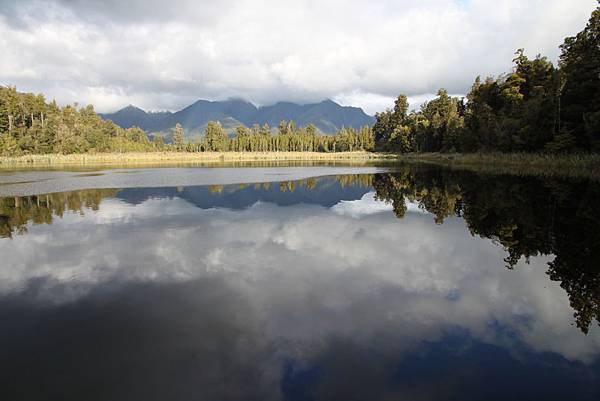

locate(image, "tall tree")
[[558, 4, 600, 151], [172, 123, 185, 151], [204, 121, 228, 151]]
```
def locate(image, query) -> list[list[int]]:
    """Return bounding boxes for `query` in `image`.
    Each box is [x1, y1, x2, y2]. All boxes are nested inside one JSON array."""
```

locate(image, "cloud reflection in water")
[[0, 177, 599, 400]]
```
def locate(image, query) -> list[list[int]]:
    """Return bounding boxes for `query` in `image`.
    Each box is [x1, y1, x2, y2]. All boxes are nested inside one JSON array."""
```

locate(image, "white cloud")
[[1, 194, 599, 362], [331, 191, 429, 218], [331, 192, 394, 218], [0, 0, 597, 113]]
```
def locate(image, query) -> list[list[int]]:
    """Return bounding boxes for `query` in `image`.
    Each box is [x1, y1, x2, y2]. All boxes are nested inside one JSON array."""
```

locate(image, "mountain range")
[[100, 99, 375, 138], [116, 176, 369, 209]]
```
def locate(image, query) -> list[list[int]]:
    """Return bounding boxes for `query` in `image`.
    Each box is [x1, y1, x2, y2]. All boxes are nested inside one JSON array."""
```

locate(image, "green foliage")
[[172, 123, 185, 151], [0, 86, 156, 155], [418, 89, 465, 152], [0, 86, 374, 156], [209, 120, 373, 153], [374, 91, 464, 153], [374, 5, 599, 155], [463, 51, 559, 152], [203, 121, 229, 151], [152, 135, 166, 150], [559, 6, 600, 151], [373, 95, 417, 152]]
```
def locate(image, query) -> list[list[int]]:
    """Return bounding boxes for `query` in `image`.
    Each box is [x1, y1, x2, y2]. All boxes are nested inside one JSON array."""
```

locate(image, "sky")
[[0, 0, 597, 114]]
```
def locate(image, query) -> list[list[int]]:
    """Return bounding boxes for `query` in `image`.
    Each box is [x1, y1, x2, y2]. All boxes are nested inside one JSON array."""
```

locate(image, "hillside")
[[100, 99, 375, 136]]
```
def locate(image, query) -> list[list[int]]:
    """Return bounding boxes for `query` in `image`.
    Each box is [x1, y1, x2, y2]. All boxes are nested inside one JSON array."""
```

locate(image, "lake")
[[1, 163, 599, 400]]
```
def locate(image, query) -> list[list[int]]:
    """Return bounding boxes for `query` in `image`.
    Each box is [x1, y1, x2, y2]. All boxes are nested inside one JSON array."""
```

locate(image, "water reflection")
[[372, 168, 600, 334], [0, 165, 599, 400]]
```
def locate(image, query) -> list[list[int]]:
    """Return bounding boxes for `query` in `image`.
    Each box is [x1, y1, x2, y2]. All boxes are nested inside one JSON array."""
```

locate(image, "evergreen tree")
[[204, 121, 228, 151], [172, 123, 185, 151]]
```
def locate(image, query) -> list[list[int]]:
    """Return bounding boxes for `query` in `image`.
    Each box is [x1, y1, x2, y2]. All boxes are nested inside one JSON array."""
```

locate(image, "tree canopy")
[[373, 4, 599, 154], [0, 85, 374, 156]]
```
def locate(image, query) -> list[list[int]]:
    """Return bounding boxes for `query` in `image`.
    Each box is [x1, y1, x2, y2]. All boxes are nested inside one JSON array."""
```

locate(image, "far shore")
[[0, 151, 397, 168], [2, 151, 600, 180], [398, 152, 600, 180]]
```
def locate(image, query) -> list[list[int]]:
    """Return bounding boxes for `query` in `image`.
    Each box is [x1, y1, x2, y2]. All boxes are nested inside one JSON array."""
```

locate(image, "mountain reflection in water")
[[0, 165, 599, 401]]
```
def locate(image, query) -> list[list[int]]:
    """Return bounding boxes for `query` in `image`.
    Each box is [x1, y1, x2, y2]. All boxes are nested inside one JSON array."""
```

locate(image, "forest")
[[1, 5, 598, 157], [0, 86, 374, 156], [374, 5, 600, 154]]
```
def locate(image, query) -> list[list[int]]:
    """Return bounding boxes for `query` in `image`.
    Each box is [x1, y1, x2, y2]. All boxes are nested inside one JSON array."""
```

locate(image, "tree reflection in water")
[[1, 165, 598, 334], [373, 165, 600, 334]]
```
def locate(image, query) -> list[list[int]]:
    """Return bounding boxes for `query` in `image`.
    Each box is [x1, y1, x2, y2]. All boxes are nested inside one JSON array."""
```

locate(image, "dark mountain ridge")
[[100, 98, 375, 136], [116, 176, 371, 209]]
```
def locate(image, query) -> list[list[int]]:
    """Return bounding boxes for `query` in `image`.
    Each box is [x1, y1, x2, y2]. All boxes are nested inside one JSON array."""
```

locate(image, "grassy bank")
[[0, 151, 397, 168], [400, 152, 600, 179], [3, 151, 599, 180]]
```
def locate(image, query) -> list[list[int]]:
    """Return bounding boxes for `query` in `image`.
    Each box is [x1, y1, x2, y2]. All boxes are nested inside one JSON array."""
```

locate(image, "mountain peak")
[[101, 98, 374, 135], [121, 104, 145, 112]]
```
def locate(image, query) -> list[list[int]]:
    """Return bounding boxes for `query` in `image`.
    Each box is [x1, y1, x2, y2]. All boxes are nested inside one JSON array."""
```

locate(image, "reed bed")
[[0, 151, 397, 168], [400, 152, 600, 180], [3, 151, 599, 180]]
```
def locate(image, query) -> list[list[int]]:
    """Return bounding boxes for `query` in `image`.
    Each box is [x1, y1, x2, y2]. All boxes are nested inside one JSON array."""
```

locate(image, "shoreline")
[[2, 151, 600, 180], [397, 152, 600, 180], [0, 151, 397, 168]]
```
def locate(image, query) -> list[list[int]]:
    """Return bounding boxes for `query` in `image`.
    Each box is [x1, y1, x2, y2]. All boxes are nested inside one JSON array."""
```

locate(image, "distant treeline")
[[374, 6, 600, 154], [0, 85, 374, 156], [179, 121, 374, 152]]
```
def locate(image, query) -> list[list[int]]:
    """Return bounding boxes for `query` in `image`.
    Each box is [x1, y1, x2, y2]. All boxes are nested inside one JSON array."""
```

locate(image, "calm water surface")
[[0, 164, 599, 400]]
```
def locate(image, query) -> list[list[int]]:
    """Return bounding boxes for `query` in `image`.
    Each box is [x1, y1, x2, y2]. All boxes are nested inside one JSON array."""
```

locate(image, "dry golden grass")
[[0, 151, 397, 168]]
